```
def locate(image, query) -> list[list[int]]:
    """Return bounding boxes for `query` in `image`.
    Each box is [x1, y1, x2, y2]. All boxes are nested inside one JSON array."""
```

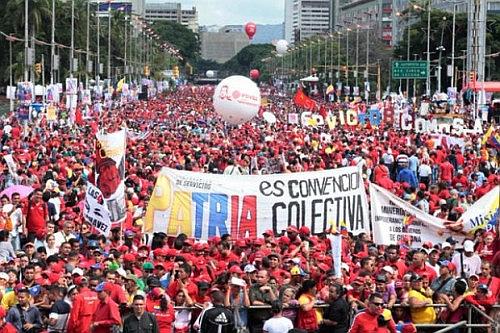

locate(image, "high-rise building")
[[144, 2, 198, 32], [200, 26, 250, 63], [284, 0, 331, 44]]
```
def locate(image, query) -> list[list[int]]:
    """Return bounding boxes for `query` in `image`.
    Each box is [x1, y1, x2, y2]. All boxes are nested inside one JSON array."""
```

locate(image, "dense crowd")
[[0, 85, 497, 333]]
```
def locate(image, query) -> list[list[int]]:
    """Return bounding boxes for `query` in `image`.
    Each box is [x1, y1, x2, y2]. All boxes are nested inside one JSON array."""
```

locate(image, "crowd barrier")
[[169, 304, 499, 332]]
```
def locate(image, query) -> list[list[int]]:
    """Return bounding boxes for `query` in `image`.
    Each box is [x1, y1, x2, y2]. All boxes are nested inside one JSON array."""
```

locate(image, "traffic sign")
[[392, 60, 428, 79]]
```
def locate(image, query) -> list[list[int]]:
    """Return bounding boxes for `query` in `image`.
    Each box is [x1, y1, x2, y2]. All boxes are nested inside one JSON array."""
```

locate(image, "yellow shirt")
[[408, 289, 436, 324], [298, 293, 323, 323], [1, 290, 17, 310]]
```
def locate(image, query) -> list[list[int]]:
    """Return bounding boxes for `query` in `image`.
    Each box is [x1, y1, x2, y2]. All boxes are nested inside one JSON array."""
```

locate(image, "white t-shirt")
[[263, 316, 294, 333], [451, 252, 482, 278]]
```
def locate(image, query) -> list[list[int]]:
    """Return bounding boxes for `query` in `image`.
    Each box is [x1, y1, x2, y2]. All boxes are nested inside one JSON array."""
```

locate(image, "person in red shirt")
[[0, 307, 16, 333], [478, 261, 499, 302], [451, 170, 469, 189], [406, 252, 437, 283], [349, 293, 397, 333], [384, 245, 407, 280], [148, 293, 174, 333], [439, 158, 455, 184], [166, 262, 198, 301], [91, 282, 121, 333], [23, 189, 48, 243], [67, 277, 98, 333], [104, 271, 128, 306]]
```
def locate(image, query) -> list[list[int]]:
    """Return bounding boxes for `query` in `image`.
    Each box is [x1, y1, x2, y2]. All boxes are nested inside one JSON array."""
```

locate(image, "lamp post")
[[425, 0, 431, 95], [345, 26, 351, 88], [96, 0, 100, 90], [85, 0, 90, 89], [107, 2, 112, 80], [24, 0, 29, 82], [355, 23, 360, 90], [50, 0, 55, 84], [437, 16, 447, 93], [70, 0, 75, 78]]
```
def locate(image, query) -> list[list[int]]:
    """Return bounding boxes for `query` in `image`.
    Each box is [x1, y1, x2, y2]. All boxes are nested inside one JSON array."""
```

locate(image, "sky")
[[148, 0, 285, 26]]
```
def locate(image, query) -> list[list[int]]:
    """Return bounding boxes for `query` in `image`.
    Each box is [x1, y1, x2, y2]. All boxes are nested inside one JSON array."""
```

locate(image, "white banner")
[[145, 167, 369, 240], [369, 183, 464, 247], [3, 154, 17, 176], [95, 129, 127, 224], [452, 186, 499, 234], [328, 234, 342, 278], [84, 183, 112, 236]]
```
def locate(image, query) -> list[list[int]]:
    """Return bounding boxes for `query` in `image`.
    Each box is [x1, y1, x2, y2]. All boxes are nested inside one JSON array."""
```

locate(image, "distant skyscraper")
[[284, 0, 331, 44], [144, 2, 198, 32]]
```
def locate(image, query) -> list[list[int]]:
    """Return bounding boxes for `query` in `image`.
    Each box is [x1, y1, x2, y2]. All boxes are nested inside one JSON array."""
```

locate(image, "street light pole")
[[96, 0, 100, 91], [425, 0, 432, 96], [50, 0, 55, 84], [437, 17, 447, 93], [355, 24, 360, 89], [70, 0, 75, 78], [450, 3, 457, 91], [86, 0, 90, 89], [108, 2, 112, 80], [24, 0, 29, 82], [346, 27, 350, 88]]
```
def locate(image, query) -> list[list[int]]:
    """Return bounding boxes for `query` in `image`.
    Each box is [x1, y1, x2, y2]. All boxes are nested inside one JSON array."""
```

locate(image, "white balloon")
[[263, 111, 277, 124], [276, 39, 288, 55], [206, 70, 215, 78], [213, 76, 261, 125]]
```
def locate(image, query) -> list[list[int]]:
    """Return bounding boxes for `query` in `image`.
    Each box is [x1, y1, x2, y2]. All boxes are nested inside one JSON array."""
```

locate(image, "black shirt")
[[122, 312, 159, 333], [200, 305, 236, 333], [319, 296, 350, 333]]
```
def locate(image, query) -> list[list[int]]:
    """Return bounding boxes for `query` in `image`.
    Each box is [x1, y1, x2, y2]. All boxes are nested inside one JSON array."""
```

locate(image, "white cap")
[[116, 267, 127, 278], [0, 272, 9, 281], [463, 240, 475, 252], [441, 242, 452, 249], [71, 268, 84, 276], [341, 263, 350, 272], [291, 258, 301, 265], [243, 264, 256, 273], [382, 266, 395, 275]]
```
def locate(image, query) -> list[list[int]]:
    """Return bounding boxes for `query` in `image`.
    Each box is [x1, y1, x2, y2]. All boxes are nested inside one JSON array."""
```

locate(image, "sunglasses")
[[371, 302, 384, 307]]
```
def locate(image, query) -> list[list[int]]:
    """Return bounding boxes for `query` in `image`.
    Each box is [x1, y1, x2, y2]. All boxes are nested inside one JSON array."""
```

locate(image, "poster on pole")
[[450, 186, 499, 234], [145, 166, 369, 240], [95, 129, 127, 224], [84, 183, 112, 237], [328, 234, 342, 278], [369, 183, 464, 247]]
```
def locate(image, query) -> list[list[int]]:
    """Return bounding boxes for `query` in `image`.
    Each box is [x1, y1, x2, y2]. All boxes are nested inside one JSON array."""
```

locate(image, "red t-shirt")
[[166, 279, 198, 301], [478, 276, 500, 302], [24, 200, 48, 236], [439, 162, 454, 182]]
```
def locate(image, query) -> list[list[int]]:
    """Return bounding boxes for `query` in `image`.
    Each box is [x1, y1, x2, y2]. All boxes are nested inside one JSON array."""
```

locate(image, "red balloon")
[[245, 22, 257, 39], [249, 69, 260, 80]]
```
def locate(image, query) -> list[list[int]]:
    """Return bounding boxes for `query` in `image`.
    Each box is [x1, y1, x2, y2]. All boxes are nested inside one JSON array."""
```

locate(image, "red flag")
[[75, 107, 83, 125], [293, 88, 317, 110], [319, 105, 327, 119]]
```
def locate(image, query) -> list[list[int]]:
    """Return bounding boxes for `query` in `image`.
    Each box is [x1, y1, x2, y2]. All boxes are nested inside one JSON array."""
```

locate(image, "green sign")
[[392, 61, 428, 79]]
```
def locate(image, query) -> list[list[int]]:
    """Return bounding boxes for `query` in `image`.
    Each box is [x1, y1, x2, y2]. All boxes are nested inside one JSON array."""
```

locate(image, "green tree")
[[152, 21, 199, 64], [394, 10, 500, 91]]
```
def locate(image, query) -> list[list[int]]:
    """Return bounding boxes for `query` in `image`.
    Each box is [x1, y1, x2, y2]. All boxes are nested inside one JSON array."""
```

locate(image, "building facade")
[[284, 0, 331, 44], [144, 2, 198, 32], [200, 26, 250, 63]]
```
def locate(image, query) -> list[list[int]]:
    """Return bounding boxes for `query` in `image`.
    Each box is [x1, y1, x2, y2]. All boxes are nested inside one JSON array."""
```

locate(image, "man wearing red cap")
[[67, 277, 98, 333], [91, 283, 121, 333], [23, 189, 48, 244]]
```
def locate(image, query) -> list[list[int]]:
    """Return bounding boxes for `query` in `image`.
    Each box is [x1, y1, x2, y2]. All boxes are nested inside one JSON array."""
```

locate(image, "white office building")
[[284, 0, 331, 44], [144, 2, 198, 32]]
